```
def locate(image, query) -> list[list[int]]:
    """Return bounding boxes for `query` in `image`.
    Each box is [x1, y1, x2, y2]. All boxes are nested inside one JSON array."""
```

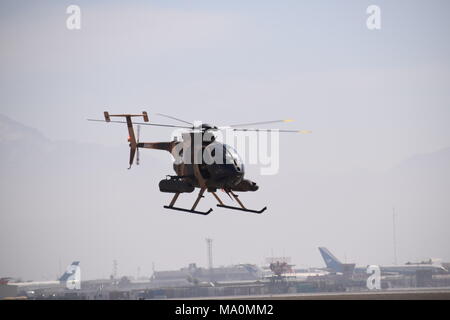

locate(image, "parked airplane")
[[2, 261, 80, 290], [319, 247, 447, 275]]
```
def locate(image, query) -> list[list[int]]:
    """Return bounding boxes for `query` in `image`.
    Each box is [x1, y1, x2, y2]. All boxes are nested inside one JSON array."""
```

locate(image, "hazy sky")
[[1, 1, 450, 280], [1, 0, 450, 170]]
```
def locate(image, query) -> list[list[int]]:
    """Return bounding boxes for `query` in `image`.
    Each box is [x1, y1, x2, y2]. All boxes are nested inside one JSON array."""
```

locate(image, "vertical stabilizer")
[[319, 247, 343, 272]]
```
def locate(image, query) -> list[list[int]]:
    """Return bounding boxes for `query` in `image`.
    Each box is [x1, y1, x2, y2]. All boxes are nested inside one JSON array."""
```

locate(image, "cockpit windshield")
[[224, 144, 244, 170], [204, 142, 244, 171]]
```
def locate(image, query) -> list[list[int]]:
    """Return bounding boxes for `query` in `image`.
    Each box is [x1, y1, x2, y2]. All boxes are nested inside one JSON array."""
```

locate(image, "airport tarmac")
[[191, 288, 450, 300]]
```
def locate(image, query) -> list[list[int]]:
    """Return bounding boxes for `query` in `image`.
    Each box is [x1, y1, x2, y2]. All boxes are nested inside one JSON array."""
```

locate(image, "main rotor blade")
[[88, 119, 310, 132], [155, 113, 194, 126], [87, 119, 192, 129], [231, 128, 312, 133], [228, 119, 294, 128]]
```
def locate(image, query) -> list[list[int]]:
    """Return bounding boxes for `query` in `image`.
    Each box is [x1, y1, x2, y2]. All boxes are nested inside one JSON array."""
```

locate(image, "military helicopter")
[[88, 111, 310, 215]]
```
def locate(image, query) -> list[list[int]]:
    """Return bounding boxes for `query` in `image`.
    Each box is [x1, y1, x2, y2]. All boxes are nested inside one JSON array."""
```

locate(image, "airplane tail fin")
[[58, 261, 80, 282], [318, 247, 343, 272]]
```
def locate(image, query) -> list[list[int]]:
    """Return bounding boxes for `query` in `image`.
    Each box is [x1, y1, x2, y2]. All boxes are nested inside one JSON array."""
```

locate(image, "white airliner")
[[2, 261, 80, 290], [319, 247, 448, 275]]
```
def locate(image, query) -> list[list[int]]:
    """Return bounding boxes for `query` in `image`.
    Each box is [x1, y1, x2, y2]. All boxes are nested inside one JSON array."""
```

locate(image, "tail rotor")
[[99, 111, 148, 169], [136, 125, 141, 166]]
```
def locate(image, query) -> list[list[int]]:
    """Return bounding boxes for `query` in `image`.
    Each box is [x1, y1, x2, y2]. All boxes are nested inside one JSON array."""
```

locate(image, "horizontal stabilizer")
[[103, 111, 149, 122]]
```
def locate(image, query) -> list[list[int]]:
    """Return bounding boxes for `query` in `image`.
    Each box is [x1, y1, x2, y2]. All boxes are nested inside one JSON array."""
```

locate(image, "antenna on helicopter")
[[155, 113, 194, 126]]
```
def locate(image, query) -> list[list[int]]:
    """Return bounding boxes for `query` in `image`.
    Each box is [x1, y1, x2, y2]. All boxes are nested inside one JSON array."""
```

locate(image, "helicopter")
[[88, 111, 310, 215]]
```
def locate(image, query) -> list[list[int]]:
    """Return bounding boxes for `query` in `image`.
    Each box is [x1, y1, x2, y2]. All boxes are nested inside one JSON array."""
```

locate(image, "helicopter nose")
[[247, 181, 259, 191], [230, 179, 259, 191]]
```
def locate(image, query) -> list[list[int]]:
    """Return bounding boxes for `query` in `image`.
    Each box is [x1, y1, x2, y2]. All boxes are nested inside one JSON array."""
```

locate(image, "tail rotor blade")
[[137, 124, 141, 142], [136, 125, 141, 165]]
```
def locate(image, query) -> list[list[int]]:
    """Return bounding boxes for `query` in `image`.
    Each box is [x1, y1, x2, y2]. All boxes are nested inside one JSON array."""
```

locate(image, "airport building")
[[150, 263, 262, 287], [2, 249, 449, 300]]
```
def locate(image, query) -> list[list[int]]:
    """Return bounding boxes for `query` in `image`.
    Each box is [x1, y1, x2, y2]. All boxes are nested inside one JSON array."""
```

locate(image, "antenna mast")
[[206, 238, 213, 270], [393, 208, 398, 265], [206, 238, 214, 282]]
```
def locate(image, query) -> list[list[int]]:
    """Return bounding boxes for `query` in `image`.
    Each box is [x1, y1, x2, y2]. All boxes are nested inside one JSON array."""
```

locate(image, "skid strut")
[[163, 188, 213, 215]]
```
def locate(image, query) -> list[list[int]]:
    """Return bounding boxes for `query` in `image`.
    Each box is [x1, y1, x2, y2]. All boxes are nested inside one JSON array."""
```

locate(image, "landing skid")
[[163, 188, 213, 215], [216, 204, 267, 214], [163, 188, 267, 215], [163, 205, 213, 215], [212, 191, 267, 214]]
